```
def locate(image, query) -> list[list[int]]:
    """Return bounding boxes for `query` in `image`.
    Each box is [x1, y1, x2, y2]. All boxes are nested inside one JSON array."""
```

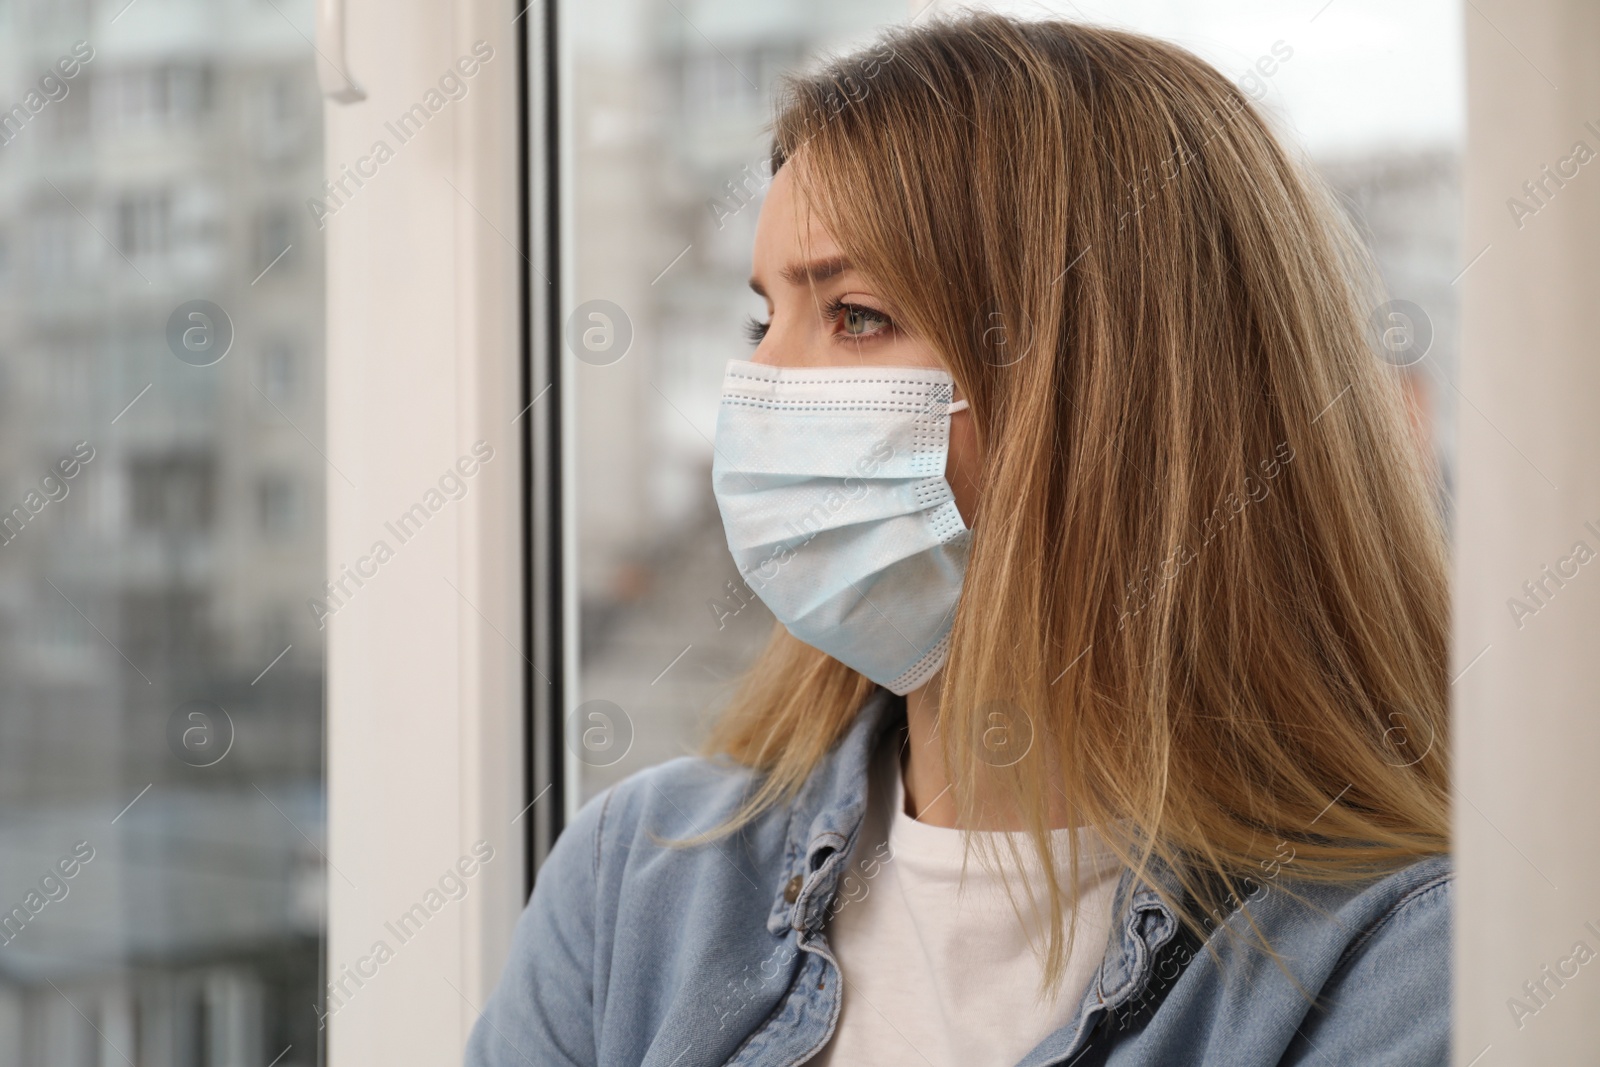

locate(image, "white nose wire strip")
[[948, 399, 969, 413]]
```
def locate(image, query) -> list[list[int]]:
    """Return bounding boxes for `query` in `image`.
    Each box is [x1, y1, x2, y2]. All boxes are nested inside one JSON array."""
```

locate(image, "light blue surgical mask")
[[710, 358, 971, 694]]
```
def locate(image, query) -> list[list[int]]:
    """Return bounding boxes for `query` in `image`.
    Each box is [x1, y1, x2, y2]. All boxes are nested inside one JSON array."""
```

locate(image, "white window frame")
[[1457, 0, 1600, 1060], [320, 0, 542, 1061]]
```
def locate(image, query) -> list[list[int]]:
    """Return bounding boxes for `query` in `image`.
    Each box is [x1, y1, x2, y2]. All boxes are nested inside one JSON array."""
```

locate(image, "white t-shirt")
[[811, 732, 1124, 1067]]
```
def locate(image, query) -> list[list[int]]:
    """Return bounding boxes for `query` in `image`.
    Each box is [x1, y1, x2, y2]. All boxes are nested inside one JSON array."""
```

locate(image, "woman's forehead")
[[754, 166, 841, 268]]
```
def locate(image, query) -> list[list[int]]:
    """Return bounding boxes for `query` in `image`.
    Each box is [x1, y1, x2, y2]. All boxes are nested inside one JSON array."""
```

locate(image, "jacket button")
[[783, 874, 803, 904]]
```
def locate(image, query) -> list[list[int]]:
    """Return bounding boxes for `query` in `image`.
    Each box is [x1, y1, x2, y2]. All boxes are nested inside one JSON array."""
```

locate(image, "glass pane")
[[562, 1, 912, 805], [0, 2, 326, 1064], [562, 0, 1463, 806]]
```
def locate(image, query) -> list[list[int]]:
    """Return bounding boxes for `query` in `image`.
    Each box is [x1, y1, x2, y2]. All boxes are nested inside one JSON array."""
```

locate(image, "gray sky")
[[935, 0, 1466, 157], [575, 0, 1464, 158]]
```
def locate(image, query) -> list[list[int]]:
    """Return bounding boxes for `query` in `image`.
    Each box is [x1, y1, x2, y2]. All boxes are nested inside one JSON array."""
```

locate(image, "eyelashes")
[[743, 315, 769, 346], [821, 298, 892, 338], [740, 301, 894, 347]]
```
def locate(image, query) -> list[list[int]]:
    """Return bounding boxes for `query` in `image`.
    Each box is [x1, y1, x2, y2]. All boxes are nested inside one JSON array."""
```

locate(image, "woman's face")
[[746, 163, 982, 525]]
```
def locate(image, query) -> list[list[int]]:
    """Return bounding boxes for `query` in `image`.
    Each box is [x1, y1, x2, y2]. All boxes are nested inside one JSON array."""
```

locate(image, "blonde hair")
[[700, 13, 1449, 996]]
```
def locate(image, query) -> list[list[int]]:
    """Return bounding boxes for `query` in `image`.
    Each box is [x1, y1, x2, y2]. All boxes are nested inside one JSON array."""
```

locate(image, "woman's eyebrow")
[[748, 255, 853, 298]]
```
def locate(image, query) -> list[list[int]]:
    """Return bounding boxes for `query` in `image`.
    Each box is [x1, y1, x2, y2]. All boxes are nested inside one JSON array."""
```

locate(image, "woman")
[[469, 13, 1451, 1066]]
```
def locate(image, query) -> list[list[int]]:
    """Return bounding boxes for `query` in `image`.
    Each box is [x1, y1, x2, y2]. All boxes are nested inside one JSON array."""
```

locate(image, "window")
[[116, 188, 172, 262], [557, 0, 1464, 817], [38, 71, 91, 143], [0, 9, 326, 1063], [47, 343, 90, 410], [256, 73, 310, 163], [254, 204, 296, 279], [106, 64, 213, 129], [259, 340, 298, 407], [129, 452, 215, 535], [559, 0, 911, 814], [258, 471, 301, 539], [31, 209, 77, 279]]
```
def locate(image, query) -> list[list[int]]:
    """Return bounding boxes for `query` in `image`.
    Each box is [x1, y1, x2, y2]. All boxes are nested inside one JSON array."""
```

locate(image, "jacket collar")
[[764, 686, 903, 936], [764, 685, 1188, 1007], [1096, 854, 1186, 1002]]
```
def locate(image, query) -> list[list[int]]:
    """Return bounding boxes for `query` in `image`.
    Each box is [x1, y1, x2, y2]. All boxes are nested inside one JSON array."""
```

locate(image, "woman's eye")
[[826, 299, 891, 338], [843, 306, 886, 335]]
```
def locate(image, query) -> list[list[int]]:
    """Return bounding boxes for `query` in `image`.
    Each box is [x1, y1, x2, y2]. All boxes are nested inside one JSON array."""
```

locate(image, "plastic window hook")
[[315, 0, 367, 104]]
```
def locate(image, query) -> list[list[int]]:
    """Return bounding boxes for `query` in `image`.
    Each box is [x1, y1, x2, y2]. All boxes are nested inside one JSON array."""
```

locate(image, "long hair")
[[699, 12, 1450, 995]]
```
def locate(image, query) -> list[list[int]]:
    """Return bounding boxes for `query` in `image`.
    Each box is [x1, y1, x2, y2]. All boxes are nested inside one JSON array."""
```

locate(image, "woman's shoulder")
[[1327, 850, 1452, 950], [1098, 854, 1452, 1064], [557, 753, 792, 885], [469, 754, 790, 1066], [1223, 851, 1452, 981], [1307, 851, 1453, 1007], [1210, 853, 1452, 1063], [1272, 851, 1452, 961], [1128, 849, 1452, 990], [586, 752, 770, 835], [1271, 853, 1453, 1063]]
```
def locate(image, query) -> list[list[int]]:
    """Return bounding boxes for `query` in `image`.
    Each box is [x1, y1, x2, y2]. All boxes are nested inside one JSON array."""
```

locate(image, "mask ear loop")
[[948, 399, 969, 413]]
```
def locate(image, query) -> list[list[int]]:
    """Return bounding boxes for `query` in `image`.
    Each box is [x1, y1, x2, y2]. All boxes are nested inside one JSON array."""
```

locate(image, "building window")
[[33, 209, 77, 278], [258, 473, 300, 539], [117, 189, 172, 262], [129, 452, 214, 535], [253, 205, 295, 277], [256, 73, 308, 162], [106, 64, 213, 129], [260, 340, 297, 406]]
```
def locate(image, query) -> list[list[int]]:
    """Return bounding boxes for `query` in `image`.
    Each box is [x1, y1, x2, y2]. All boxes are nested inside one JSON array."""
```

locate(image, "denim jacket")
[[466, 687, 1451, 1066]]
